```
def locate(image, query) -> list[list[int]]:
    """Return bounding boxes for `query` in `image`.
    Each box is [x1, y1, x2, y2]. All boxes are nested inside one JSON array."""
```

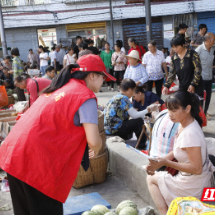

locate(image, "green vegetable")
[[82, 211, 98, 215], [116, 200, 137, 214], [119, 207, 138, 215], [104, 212, 118, 215], [91, 205, 110, 215]]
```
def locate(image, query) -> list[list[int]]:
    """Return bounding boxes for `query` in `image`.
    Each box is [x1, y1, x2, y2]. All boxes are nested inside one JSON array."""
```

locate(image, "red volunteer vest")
[[0, 79, 96, 203]]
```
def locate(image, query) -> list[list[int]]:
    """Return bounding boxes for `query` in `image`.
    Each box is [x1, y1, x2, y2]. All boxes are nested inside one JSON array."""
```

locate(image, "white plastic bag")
[[13, 101, 28, 112], [1, 179, 10, 192]]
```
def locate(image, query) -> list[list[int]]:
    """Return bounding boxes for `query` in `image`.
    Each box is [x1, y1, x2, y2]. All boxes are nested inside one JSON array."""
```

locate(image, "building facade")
[[2, 0, 215, 60]]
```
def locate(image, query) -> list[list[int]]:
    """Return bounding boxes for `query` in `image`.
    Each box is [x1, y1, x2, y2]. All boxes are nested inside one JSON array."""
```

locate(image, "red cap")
[[74, 54, 116, 81]]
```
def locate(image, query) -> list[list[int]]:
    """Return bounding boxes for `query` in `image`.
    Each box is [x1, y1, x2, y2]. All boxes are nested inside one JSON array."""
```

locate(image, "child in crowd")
[[124, 50, 148, 86], [103, 78, 159, 149], [42, 66, 55, 80]]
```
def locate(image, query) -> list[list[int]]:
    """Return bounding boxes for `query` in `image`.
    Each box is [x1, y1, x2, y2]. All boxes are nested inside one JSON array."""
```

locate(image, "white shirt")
[[49, 51, 57, 63], [142, 49, 166, 81], [39, 53, 49, 67], [64, 54, 76, 66], [166, 56, 172, 68], [121, 47, 126, 54]]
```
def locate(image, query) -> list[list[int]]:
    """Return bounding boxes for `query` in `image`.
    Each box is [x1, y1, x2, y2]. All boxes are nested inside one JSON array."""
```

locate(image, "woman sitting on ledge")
[[146, 90, 214, 215]]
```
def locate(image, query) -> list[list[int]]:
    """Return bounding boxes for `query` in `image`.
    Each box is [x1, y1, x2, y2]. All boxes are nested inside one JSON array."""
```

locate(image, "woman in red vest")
[[14, 74, 51, 113], [0, 54, 116, 215], [127, 38, 146, 65]]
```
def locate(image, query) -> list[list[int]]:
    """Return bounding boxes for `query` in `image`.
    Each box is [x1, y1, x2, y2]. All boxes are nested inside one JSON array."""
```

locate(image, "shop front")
[[66, 22, 107, 49]]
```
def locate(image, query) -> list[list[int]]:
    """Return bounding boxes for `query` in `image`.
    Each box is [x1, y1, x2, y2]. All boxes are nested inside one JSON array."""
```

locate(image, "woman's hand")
[[145, 164, 157, 175], [89, 149, 99, 159], [188, 85, 195, 93], [147, 104, 160, 113], [9, 70, 13, 74], [135, 81, 141, 86], [162, 87, 169, 95], [149, 157, 167, 169]]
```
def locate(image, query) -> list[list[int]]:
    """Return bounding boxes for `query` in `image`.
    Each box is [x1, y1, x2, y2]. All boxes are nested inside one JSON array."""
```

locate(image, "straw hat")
[[125, 50, 141, 61]]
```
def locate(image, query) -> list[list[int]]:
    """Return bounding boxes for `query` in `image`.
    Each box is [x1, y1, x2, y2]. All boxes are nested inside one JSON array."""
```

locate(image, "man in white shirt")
[[196, 33, 215, 116], [49, 47, 57, 70], [143, 40, 168, 98]]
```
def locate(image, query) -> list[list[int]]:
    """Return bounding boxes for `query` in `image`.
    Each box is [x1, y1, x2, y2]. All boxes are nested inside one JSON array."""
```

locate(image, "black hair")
[[105, 42, 110, 46], [3, 67, 9, 71], [78, 43, 88, 50], [15, 73, 31, 83], [51, 46, 55, 51], [89, 39, 94, 45], [165, 90, 203, 127], [29, 49, 33, 52], [199, 24, 207, 31], [120, 78, 136, 92], [148, 40, 157, 46], [4, 79, 11, 85], [43, 64, 91, 94], [25, 65, 30, 72], [4, 55, 11, 60], [115, 40, 123, 49], [170, 35, 185, 47], [30, 64, 38, 69], [76, 36, 82, 40], [11, 47, 20, 56], [134, 86, 145, 94], [84, 39, 90, 45], [179, 23, 188, 30], [39, 45, 45, 52], [46, 66, 55, 73], [68, 46, 74, 52], [128, 38, 138, 45]]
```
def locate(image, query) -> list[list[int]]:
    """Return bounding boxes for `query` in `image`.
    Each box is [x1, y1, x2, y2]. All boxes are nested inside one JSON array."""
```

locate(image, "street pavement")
[[0, 86, 215, 214]]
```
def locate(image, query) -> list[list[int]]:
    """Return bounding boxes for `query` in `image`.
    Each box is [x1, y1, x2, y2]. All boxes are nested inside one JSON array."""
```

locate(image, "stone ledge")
[[106, 139, 158, 214]]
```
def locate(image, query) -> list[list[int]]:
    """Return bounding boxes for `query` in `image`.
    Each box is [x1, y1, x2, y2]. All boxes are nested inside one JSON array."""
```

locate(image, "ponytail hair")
[[42, 64, 91, 94], [165, 90, 203, 127]]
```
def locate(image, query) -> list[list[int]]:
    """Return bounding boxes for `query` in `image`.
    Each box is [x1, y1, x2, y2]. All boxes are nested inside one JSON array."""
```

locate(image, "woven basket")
[[98, 110, 104, 133], [98, 131, 106, 155], [73, 149, 108, 189]]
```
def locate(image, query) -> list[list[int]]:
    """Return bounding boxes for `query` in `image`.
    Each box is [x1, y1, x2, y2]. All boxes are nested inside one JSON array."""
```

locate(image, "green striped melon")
[[91, 205, 110, 215], [119, 207, 138, 215], [104, 212, 118, 215], [116, 200, 137, 214], [82, 211, 98, 215]]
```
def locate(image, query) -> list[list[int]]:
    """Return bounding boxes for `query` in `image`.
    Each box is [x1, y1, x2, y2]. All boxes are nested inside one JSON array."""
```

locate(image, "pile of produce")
[[82, 200, 138, 215]]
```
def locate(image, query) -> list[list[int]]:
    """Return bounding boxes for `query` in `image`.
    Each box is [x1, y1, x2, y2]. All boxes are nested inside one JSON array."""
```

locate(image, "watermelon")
[[82, 211, 98, 215], [116, 200, 137, 214], [119, 207, 138, 215], [104, 212, 118, 215], [91, 205, 110, 215]]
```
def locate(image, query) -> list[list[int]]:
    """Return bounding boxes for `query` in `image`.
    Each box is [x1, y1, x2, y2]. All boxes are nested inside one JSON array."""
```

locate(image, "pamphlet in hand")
[[126, 144, 158, 161]]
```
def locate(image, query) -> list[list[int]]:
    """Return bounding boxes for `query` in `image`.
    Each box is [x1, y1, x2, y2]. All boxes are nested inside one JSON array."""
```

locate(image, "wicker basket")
[[98, 110, 104, 133], [98, 131, 106, 155], [73, 149, 108, 189]]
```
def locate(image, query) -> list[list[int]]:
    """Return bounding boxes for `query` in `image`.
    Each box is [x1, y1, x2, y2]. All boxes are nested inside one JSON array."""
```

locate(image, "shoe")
[[111, 88, 114, 92], [108, 86, 111, 90]]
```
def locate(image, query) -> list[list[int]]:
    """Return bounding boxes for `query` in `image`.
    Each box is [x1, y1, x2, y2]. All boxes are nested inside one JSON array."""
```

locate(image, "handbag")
[[165, 158, 178, 176]]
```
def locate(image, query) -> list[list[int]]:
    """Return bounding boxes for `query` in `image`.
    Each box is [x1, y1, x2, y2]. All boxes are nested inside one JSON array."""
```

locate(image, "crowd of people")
[[0, 22, 214, 215]]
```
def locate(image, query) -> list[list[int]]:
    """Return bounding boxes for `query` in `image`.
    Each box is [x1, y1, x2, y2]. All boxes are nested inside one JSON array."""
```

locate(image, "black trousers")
[[115, 70, 125, 86], [106, 68, 114, 88], [146, 78, 164, 98], [203, 80, 213, 114], [7, 174, 63, 215], [113, 118, 147, 149], [16, 87, 26, 101]]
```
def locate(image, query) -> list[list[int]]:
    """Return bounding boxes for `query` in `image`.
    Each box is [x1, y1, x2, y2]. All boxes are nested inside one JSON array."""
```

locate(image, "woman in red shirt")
[[14, 74, 51, 113], [0, 55, 116, 215], [128, 38, 146, 64]]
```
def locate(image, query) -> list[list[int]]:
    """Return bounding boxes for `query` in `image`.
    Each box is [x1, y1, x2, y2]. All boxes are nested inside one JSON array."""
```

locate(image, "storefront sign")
[[164, 30, 174, 38]]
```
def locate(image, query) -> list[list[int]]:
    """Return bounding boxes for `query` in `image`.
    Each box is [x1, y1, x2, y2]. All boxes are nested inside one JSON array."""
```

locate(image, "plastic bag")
[[0, 86, 8, 107], [1, 179, 10, 192], [199, 106, 207, 127], [13, 101, 28, 112], [167, 196, 215, 215]]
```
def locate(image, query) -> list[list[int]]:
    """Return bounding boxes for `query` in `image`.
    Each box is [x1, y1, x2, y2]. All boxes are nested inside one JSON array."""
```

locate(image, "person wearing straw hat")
[[124, 50, 148, 86], [0, 54, 116, 215]]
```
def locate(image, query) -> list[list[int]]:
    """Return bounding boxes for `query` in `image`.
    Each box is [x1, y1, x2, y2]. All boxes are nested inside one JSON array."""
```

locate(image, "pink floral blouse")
[[111, 51, 127, 71]]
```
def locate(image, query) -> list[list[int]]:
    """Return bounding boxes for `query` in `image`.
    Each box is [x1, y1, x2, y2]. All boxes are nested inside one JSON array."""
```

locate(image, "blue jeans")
[[40, 65, 48, 76]]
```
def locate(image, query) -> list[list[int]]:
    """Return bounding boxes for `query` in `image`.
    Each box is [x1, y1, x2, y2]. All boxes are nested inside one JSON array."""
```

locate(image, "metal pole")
[[0, 3, 7, 57], [145, 0, 152, 42], [109, 0, 114, 49]]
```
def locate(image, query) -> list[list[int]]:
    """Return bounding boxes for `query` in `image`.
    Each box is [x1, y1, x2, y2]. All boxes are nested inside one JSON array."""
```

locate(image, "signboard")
[[164, 30, 174, 38]]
